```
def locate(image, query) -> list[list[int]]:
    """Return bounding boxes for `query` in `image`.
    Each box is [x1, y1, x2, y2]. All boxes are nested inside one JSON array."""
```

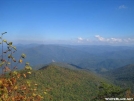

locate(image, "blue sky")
[[0, 0, 134, 45]]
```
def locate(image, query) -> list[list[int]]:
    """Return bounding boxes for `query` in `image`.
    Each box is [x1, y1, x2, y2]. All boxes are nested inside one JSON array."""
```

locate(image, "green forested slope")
[[102, 64, 134, 93], [27, 64, 108, 101]]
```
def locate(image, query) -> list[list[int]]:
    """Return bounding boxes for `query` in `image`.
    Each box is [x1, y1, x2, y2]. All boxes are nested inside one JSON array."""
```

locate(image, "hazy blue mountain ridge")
[[2, 44, 134, 71]]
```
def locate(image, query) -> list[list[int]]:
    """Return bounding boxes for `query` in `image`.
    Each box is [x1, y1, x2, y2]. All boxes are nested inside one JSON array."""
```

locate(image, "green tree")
[[93, 82, 127, 101]]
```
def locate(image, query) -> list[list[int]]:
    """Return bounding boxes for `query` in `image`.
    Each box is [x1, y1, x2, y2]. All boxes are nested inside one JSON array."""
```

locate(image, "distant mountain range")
[[6, 44, 134, 71]]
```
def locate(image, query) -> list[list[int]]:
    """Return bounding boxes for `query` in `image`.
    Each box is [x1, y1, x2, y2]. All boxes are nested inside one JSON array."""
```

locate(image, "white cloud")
[[95, 35, 105, 41], [76, 37, 92, 44], [77, 37, 83, 43], [94, 35, 134, 44], [77, 37, 83, 41], [127, 38, 134, 42], [110, 38, 122, 42], [75, 36, 134, 45], [76, 36, 134, 45], [119, 5, 127, 9], [122, 38, 134, 43]]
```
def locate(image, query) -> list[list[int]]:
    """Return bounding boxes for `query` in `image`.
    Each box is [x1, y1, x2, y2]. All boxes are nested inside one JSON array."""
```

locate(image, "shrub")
[[0, 32, 43, 101]]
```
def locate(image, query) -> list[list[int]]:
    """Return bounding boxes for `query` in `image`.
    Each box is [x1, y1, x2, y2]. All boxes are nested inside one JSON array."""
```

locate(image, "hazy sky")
[[0, 0, 134, 45]]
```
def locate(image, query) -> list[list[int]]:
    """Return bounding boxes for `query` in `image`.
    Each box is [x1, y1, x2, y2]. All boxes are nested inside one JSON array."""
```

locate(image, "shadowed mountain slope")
[[102, 64, 134, 92]]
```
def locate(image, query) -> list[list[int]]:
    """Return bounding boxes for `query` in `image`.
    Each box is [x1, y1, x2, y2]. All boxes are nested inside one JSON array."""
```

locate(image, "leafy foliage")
[[0, 32, 43, 101], [93, 82, 126, 101]]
